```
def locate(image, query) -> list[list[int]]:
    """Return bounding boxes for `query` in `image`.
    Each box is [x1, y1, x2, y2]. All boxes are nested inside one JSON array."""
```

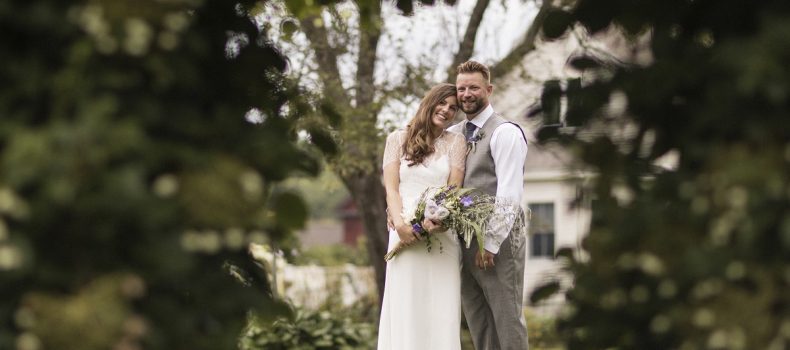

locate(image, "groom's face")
[[456, 72, 493, 118]]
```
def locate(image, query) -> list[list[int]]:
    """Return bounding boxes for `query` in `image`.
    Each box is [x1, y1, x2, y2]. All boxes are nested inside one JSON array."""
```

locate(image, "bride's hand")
[[395, 223, 418, 245]]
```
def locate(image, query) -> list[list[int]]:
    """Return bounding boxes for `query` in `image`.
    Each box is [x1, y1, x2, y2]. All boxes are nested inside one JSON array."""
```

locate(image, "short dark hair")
[[457, 61, 490, 83]]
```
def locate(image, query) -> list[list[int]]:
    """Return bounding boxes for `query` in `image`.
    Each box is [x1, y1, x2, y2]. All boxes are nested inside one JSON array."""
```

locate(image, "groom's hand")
[[421, 218, 444, 233], [475, 250, 496, 269]]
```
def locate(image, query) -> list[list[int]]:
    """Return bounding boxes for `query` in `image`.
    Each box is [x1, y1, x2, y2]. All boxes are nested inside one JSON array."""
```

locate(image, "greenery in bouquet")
[[384, 185, 504, 260]]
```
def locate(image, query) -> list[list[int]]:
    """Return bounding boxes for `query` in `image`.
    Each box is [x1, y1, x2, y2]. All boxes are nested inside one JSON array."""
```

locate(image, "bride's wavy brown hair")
[[403, 83, 457, 166]]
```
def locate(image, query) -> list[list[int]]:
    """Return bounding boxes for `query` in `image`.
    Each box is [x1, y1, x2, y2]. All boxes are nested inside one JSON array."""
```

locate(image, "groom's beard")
[[461, 98, 484, 116]]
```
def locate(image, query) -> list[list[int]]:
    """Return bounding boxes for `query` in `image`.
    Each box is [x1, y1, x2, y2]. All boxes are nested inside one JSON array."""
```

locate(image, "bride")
[[377, 83, 467, 349]]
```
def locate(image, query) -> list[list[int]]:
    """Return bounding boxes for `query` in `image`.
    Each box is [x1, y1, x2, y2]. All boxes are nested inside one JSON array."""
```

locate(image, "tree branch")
[[446, 0, 491, 82], [354, 0, 382, 113], [299, 14, 351, 107], [489, 0, 553, 82]]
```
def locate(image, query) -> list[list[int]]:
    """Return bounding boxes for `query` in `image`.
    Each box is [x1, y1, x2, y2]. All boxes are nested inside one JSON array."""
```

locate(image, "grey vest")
[[462, 114, 526, 195]]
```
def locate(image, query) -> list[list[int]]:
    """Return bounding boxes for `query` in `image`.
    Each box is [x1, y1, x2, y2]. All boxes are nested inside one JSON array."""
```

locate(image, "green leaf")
[[308, 127, 338, 156], [281, 19, 298, 41], [542, 10, 573, 39], [564, 77, 586, 127], [271, 191, 308, 229], [530, 281, 560, 305], [396, 0, 414, 15], [574, 0, 614, 34], [320, 102, 343, 128], [540, 80, 562, 126], [554, 247, 575, 262], [569, 56, 602, 71]]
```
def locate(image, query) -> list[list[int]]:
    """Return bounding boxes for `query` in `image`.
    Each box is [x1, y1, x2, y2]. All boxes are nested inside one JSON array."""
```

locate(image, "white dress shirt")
[[449, 104, 528, 254]]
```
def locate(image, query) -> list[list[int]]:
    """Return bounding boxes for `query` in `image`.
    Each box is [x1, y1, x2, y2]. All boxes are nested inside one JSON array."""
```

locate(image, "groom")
[[448, 61, 529, 349]]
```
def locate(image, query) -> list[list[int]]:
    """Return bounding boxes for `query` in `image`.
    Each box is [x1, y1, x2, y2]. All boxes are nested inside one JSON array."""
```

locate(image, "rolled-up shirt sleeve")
[[484, 123, 528, 254]]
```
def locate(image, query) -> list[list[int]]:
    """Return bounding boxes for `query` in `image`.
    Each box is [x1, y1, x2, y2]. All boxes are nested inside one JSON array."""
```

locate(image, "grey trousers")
[[461, 235, 528, 350]]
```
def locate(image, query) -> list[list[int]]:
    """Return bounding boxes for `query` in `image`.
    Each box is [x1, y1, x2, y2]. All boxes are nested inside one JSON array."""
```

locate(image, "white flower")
[[424, 199, 450, 221]]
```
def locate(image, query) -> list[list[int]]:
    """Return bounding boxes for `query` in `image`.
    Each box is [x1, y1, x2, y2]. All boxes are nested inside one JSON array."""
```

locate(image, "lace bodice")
[[382, 130, 466, 222]]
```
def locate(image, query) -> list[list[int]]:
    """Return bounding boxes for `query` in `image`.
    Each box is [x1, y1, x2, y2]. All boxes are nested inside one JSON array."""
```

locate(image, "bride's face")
[[431, 96, 458, 130]]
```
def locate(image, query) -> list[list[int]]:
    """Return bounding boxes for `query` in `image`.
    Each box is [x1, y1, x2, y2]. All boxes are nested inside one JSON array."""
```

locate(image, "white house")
[[491, 26, 652, 315], [518, 143, 592, 315]]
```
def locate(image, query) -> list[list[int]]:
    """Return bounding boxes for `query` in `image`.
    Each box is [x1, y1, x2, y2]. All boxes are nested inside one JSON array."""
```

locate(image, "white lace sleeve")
[[447, 132, 467, 171], [382, 130, 403, 169]]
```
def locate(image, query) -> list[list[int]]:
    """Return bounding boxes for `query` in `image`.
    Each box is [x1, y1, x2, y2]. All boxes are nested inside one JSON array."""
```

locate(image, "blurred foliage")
[[0, 0, 453, 347], [238, 305, 376, 350], [0, 0, 346, 348], [291, 240, 370, 267], [279, 167, 350, 219], [525, 308, 562, 350], [20, 274, 142, 350], [536, 0, 790, 349]]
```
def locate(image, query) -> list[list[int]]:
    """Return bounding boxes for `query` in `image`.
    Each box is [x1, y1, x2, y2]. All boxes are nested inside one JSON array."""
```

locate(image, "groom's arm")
[[484, 123, 528, 255]]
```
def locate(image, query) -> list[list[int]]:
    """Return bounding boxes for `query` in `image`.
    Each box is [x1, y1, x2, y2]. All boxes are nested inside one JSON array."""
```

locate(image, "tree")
[[262, 0, 560, 303], [0, 0, 328, 348], [534, 0, 790, 349]]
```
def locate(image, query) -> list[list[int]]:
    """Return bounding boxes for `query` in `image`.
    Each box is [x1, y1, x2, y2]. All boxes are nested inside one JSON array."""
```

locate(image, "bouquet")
[[384, 185, 507, 261]]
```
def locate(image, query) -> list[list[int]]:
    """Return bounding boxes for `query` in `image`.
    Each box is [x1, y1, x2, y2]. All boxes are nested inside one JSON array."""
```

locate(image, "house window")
[[529, 203, 555, 258]]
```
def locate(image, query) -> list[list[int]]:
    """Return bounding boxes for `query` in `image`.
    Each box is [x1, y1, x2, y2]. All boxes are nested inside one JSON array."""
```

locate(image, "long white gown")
[[377, 130, 467, 350]]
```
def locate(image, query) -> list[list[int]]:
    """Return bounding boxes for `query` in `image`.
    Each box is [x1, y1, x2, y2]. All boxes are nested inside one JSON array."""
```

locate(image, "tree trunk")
[[346, 0, 387, 304], [341, 170, 389, 305]]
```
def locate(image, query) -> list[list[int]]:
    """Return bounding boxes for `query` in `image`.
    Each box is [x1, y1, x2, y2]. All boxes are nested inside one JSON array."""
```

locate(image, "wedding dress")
[[377, 129, 467, 350]]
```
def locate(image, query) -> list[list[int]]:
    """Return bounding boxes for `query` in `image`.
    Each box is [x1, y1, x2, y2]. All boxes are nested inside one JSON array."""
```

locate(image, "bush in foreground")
[[239, 307, 376, 350]]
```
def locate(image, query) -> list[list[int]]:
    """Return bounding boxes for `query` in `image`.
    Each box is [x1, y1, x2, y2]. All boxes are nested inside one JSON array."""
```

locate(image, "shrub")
[[292, 241, 370, 266], [239, 307, 376, 350], [525, 309, 562, 349], [537, 1, 790, 349]]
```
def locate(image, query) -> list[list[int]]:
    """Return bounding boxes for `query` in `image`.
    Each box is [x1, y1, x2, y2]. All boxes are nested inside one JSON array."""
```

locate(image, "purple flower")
[[412, 223, 425, 234], [460, 195, 473, 207]]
